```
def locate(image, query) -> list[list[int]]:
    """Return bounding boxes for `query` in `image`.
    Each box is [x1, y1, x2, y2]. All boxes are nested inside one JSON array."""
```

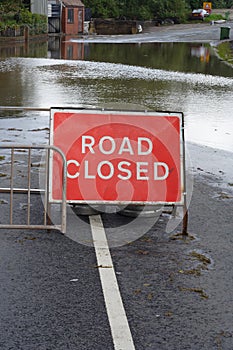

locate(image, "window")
[[67, 8, 74, 23]]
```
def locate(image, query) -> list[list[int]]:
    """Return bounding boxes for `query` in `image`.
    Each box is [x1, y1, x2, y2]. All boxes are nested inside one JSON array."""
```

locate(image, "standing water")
[[0, 39, 233, 152]]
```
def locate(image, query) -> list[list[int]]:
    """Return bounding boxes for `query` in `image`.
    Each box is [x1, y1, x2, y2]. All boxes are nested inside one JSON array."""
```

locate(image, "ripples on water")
[[1, 57, 232, 87], [0, 57, 233, 152]]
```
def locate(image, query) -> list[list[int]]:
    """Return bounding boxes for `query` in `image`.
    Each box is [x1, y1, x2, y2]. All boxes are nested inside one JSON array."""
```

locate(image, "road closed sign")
[[50, 109, 185, 204]]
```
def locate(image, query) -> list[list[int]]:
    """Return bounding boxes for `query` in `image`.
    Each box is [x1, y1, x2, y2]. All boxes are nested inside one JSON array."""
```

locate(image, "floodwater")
[[0, 38, 233, 152]]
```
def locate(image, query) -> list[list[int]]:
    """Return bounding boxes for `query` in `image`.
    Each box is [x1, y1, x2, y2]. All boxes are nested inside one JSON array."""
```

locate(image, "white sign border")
[[49, 108, 185, 206]]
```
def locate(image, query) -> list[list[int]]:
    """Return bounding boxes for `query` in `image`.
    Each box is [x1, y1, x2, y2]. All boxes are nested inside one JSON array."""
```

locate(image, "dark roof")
[[62, 0, 84, 7]]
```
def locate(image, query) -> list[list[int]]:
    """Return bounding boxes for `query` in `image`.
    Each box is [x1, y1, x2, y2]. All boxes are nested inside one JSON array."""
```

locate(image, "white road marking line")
[[89, 214, 135, 350]]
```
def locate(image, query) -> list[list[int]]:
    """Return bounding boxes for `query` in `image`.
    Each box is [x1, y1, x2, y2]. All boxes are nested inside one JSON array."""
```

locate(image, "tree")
[[149, 0, 188, 19], [0, 0, 22, 14], [211, 0, 231, 7], [226, 0, 233, 7], [185, 0, 233, 9], [185, 0, 202, 10], [0, 1, 47, 33], [83, 0, 231, 20], [84, 0, 120, 18]]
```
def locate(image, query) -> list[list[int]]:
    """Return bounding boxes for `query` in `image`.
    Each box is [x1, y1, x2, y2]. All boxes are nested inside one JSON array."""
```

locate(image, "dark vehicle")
[[190, 9, 209, 20]]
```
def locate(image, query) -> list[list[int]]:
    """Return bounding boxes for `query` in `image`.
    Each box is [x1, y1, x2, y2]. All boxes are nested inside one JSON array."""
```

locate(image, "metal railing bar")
[[0, 106, 50, 112], [44, 148, 49, 226], [0, 144, 67, 234], [10, 148, 14, 225], [0, 224, 62, 231], [27, 148, 31, 225], [61, 152, 67, 234], [0, 188, 45, 194], [0, 145, 49, 150]]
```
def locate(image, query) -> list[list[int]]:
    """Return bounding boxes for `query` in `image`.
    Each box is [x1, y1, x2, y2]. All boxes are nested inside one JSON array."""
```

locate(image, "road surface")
[[71, 21, 233, 43], [0, 22, 233, 350]]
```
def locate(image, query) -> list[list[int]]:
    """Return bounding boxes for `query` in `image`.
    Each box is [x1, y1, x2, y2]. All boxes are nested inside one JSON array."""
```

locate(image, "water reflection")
[[0, 40, 48, 59], [190, 44, 210, 63], [48, 36, 85, 60], [1, 37, 233, 77], [0, 38, 232, 152]]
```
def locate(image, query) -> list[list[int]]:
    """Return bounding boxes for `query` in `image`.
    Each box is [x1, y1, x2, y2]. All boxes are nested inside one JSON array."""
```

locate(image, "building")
[[48, 0, 62, 34], [61, 0, 85, 35], [23, 0, 48, 16], [48, 0, 85, 35]]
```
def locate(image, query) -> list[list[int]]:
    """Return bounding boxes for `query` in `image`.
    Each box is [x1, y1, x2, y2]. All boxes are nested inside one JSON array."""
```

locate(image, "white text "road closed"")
[[67, 135, 169, 181]]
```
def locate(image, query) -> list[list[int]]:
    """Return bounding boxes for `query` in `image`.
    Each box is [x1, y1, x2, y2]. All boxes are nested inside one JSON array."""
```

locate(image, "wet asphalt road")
[[143, 21, 233, 43], [0, 147, 233, 350], [1, 23, 233, 350], [72, 21, 233, 43]]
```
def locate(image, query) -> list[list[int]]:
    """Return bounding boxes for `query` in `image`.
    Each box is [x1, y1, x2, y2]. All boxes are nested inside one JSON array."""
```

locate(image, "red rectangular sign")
[[50, 109, 184, 204]]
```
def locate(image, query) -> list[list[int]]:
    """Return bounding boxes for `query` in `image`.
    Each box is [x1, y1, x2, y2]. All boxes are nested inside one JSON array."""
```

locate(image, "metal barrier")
[[0, 106, 188, 235], [0, 145, 67, 233]]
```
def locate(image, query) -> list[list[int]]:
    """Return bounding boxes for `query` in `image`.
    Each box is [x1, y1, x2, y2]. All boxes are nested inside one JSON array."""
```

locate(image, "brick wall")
[[62, 7, 84, 35]]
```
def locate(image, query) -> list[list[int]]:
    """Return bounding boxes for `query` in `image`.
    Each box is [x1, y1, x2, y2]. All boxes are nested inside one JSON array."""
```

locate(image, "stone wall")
[[93, 19, 139, 35]]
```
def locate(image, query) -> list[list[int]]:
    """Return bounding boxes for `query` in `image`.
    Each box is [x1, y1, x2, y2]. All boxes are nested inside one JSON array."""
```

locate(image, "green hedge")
[[0, 8, 47, 34]]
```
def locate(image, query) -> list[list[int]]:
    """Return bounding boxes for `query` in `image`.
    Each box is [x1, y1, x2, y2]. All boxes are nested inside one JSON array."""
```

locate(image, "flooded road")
[[1, 28, 233, 350], [0, 35, 233, 153]]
